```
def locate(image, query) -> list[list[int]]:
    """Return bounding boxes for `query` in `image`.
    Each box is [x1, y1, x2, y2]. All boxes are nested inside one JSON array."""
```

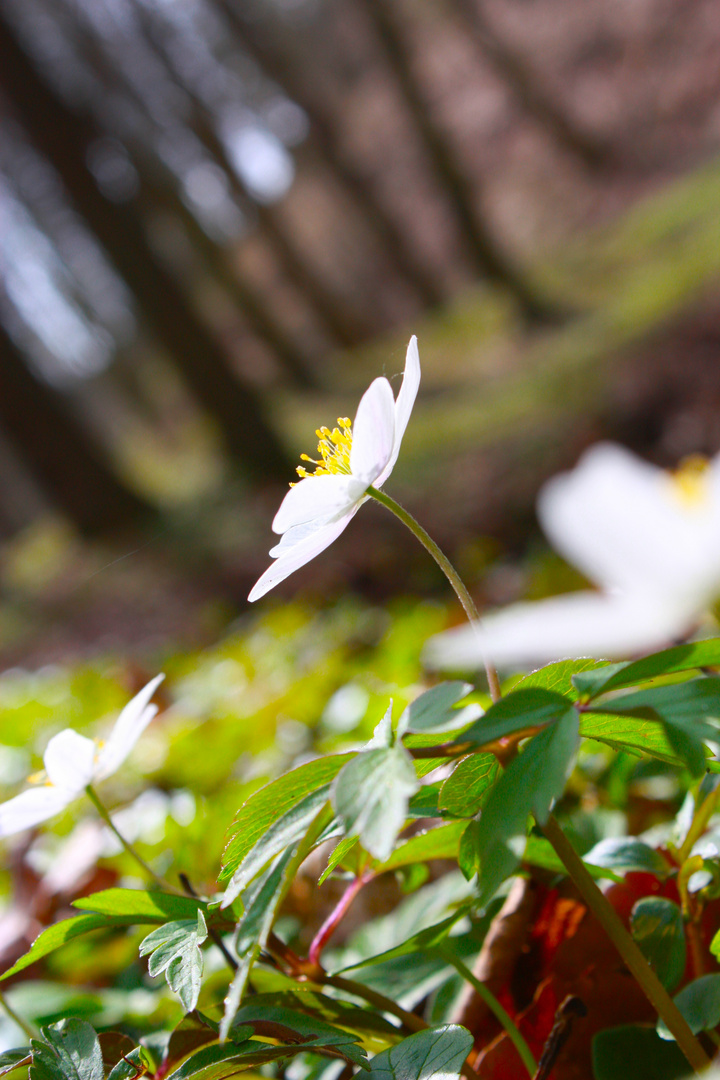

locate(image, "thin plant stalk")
[[371, 487, 711, 1073], [308, 872, 372, 967], [437, 946, 536, 1077], [541, 816, 709, 1072], [367, 486, 501, 701], [85, 784, 178, 894], [0, 988, 36, 1042]]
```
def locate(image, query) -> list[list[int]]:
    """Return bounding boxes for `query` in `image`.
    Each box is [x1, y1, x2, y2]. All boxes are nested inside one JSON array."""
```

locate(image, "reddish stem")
[[308, 873, 372, 967]]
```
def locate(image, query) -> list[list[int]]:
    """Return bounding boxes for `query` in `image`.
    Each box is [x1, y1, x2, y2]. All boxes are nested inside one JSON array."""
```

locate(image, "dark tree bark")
[[0, 10, 292, 481], [219, 0, 447, 309], [64, 21, 319, 388], [450, 0, 613, 171], [0, 320, 151, 535], [364, 0, 558, 324], [127, 0, 371, 350]]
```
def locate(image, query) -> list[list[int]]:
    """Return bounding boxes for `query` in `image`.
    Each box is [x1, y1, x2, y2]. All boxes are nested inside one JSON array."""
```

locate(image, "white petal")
[[541, 444, 720, 601], [349, 377, 396, 484], [376, 335, 421, 487], [248, 512, 356, 602], [0, 785, 75, 838], [272, 474, 363, 534], [44, 730, 97, 793], [424, 591, 695, 670], [95, 674, 165, 781]]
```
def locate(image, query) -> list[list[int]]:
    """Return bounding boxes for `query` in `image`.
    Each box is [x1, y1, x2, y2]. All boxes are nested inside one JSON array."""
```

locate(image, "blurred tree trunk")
[[0, 320, 151, 535], [364, 0, 557, 324], [0, 12, 292, 482], [450, 0, 613, 171], [67, 21, 319, 389], [127, 0, 370, 350], [220, 0, 447, 309]]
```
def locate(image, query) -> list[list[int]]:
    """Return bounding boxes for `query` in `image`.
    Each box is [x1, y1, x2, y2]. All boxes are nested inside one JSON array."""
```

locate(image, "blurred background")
[[1, 0, 720, 1018], [1, 0, 720, 665]]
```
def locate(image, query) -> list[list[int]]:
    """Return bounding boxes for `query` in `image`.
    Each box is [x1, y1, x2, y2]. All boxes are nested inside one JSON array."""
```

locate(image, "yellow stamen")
[[670, 454, 710, 508], [292, 417, 353, 484]]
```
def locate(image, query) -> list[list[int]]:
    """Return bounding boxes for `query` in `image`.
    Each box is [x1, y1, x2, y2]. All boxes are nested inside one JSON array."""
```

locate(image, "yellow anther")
[[670, 454, 710, 508], [291, 417, 354, 485]]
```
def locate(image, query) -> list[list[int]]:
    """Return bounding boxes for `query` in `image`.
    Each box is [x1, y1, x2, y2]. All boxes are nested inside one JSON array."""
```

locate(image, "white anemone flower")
[[425, 443, 720, 670], [248, 336, 421, 602], [0, 674, 165, 838]]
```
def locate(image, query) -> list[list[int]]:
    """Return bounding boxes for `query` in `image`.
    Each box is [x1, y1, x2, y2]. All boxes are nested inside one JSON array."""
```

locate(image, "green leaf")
[[579, 713, 687, 767], [318, 836, 359, 886], [73, 889, 202, 921], [1, 914, 143, 982], [220, 850, 295, 1041], [34, 1022, 103, 1080], [231, 1002, 368, 1067], [453, 688, 573, 751], [520, 835, 621, 881], [586, 677, 720, 775], [592, 1025, 687, 1080], [399, 683, 480, 735], [376, 822, 466, 872], [331, 746, 418, 862], [367, 1025, 472, 1080], [438, 754, 498, 817], [221, 785, 331, 906], [658, 973, 720, 1039], [220, 754, 353, 881], [338, 907, 471, 973], [631, 898, 685, 992], [0, 1050, 31, 1079], [107, 1048, 144, 1080], [471, 709, 580, 903], [407, 783, 443, 819], [518, 657, 604, 697], [230, 992, 397, 1040], [139, 911, 209, 1013], [576, 639, 720, 699], [30, 1041, 66, 1080], [583, 838, 671, 879]]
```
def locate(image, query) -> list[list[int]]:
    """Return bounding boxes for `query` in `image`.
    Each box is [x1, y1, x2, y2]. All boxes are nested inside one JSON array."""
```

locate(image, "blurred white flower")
[[0, 674, 164, 838], [425, 444, 720, 670], [249, 337, 420, 602]]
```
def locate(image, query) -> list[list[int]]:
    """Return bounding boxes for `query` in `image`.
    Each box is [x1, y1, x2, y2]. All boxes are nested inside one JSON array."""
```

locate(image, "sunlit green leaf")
[[658, 973, 720, 1039], [631, 897, 685, 991], [471, 709, 579, 903], [367, 1025, 472, 1080], [439, 754, 498, 817], [73, 890, 202, 922], [331, 746, 418, 862], [139, 912, 208, 1013], [32, 1022, 103, 1080], [583, 837, 671, 879], [453, 688, 573, 751], [399, 683, 480, 735], [220, 754, 353, 881], [576, 639, 720, 699], [222, 785, 332, 906], [1, 914, 144, 982]]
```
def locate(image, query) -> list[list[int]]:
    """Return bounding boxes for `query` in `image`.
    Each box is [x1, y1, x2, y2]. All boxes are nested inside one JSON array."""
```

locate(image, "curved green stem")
[[367, 486, 501, 701], [542, 814, 710, 1073], [369, 486, 710, 1072], [322, 972, 427, 1033], [0, 989, 36, 1042], [437, 946, 536, 1077], [85, 785, 179, 894]]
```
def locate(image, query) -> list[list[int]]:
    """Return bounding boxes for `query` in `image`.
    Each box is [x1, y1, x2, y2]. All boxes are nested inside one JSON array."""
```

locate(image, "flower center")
[[294, 417, 353, 482], [669, 454, 710, 508]]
